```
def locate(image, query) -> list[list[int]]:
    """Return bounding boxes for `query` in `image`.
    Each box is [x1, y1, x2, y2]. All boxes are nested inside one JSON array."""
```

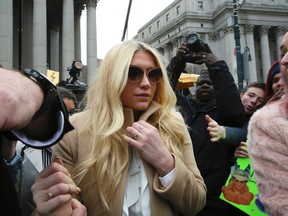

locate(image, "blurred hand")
[[175, 44, 190, 63], [32, 158, 86, 216], [123, 120, 174, 177], [234, 141, 249, 158], [194, 44, 220, 66], [206, 115, 226, 142]]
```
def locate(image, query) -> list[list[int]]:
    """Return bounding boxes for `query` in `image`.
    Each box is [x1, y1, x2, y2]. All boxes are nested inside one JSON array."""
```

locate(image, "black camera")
[[184, 34, 206, 63]]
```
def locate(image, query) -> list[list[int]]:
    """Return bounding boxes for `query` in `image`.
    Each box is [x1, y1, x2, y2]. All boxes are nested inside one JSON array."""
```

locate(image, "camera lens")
[[185, 34, 205, 53], [186, 34, 198, 45]]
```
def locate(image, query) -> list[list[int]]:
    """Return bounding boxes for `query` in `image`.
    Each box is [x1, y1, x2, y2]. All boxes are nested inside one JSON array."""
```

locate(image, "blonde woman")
[[32, 40, 206, 216]]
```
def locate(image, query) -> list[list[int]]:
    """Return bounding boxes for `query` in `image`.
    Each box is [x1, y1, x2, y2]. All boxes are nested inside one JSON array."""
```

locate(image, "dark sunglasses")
[[128, 65, 163, 84]]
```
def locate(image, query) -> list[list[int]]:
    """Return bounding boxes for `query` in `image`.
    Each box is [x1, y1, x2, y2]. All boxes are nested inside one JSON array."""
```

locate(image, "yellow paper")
[[176, 73, 199, 89]]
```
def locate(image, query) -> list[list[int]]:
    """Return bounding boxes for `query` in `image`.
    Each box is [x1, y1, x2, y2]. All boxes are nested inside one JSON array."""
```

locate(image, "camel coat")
[[53, 102, 206, 216]]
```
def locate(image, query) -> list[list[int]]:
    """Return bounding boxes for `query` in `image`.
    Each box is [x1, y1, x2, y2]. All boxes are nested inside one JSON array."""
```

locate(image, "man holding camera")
[[167, 34, 246, 216]]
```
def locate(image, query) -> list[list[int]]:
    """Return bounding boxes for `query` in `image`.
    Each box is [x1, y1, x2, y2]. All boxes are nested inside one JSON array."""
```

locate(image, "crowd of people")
[[1, 30, 288, 216]]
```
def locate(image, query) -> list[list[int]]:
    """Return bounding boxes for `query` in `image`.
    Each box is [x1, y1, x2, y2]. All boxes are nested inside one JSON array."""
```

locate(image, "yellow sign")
[[176, 73, 200, 89], [47, 69, 59, 85]]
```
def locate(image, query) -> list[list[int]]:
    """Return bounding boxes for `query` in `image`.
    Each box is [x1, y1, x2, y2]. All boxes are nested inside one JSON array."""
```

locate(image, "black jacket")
[[167, 58, 246, 215]]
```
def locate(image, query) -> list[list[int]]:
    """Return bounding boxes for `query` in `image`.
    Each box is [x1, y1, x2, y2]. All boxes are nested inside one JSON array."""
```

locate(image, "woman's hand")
[[32, 158, 86, 216], [123, 120, 174, 177]]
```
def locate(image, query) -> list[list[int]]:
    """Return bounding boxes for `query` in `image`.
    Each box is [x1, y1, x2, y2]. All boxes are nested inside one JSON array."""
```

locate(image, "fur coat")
[[248, 98, 288, 216]]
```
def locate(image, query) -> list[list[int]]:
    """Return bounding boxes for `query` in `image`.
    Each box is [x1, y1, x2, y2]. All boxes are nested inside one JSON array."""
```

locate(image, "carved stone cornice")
[[86, 0, 99, 8], [244, 25, 254, 34], [171, 39, 180, 48], [276, 26, 288, 37], [222, 26, 234, 35], [163, 43, 171, 52], [157, 47, 164, 55], [259, 25, 271, 36], [208, 31, 219, 41]]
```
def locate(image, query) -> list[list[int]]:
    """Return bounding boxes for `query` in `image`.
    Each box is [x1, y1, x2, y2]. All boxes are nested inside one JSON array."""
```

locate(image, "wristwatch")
[[20, 68, 57, 94]]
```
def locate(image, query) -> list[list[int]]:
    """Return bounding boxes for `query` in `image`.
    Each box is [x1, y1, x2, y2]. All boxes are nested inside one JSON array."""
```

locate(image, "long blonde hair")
[[74, 40, 188, 211]]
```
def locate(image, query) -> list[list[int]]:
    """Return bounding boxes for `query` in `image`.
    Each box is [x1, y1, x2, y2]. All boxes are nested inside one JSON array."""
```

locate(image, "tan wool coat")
[[53, 102, 206, 216]]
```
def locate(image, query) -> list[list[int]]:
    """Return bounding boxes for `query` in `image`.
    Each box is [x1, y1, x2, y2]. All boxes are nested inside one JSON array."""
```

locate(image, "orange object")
[[176, 73, 200, 89]]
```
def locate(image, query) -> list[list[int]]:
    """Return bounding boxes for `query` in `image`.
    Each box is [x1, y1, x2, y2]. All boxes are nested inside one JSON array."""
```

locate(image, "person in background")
[[57, 86, 77, 115], [248, 31, 288, 215], [206, 82, 266, 159], [0, 67, 86, 215], [265, 60, 285, 103], [166, 41, 246, 216], [234, 61, 284, 159], [32, 40, 206, 215]]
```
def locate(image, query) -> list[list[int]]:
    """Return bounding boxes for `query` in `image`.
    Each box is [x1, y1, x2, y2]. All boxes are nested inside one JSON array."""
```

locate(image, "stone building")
[[134, 0, 288, 88], [0, 0, 99, 84]]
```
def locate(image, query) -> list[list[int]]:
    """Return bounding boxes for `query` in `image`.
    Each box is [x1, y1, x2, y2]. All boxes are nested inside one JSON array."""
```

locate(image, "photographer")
[[167, 34, 246, 216]]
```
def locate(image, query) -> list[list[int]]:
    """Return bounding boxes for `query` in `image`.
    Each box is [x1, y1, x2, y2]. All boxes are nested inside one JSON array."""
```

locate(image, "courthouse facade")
[[1, 0, 288, 86], [0, 0, 98, 83], [134, 0, 288, 86]]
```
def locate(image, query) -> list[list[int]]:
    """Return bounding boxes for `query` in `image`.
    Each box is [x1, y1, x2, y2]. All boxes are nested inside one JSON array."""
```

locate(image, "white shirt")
[[122, 149, 175, 216]]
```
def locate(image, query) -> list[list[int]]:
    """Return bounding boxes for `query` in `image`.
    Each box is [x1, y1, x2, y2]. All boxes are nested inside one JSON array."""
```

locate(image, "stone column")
[[74, 8, 82, 61], [163, 44, 171, 63], [62, 0, 75, 80], [33, 0, 47, 73], [86, 0, 98, 84], [259, 26, 271, 80], [0, 0, 13, 68], [222, 27, 237, 80], [50, 27, 60, 71], [244, 25, 257, 82], [276, 26, 288, 59]]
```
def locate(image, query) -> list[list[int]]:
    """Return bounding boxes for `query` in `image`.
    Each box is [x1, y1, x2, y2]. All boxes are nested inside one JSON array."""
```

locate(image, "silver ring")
[[46, 189, 53, 198], [203, 54, 206, 59]]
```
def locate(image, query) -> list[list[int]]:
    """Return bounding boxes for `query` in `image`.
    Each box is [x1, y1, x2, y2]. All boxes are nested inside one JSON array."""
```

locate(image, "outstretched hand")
[[206, 115, 226, 142]]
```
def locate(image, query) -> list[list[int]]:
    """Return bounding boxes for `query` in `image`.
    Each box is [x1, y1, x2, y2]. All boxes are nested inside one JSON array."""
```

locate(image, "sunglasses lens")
[[128, 67, 143, 81], [148, 68, 162, 83]]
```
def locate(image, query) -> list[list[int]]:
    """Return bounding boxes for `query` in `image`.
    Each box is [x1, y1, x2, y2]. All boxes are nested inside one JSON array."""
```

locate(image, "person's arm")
[[166, 45, 193, 108], [0, 68, 44, 130], [166, 52, 186, 91], [209, 61, 245, 126], [1, 138, 22, 184], [206, 114, 248, 146], [1, 68, 74, 148]]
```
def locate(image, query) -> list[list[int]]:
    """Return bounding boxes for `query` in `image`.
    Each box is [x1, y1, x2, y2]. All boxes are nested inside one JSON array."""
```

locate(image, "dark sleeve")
[[0, 135, 23, 216], [4, 91, 74, 149], [208, 60, 245, 127], [223, 122, 248, 148], [166, 57, 186, 90], [166, 57, 192, 105]]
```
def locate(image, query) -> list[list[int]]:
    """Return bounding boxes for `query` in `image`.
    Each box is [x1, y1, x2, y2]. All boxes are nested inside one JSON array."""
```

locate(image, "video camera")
[[61, 61, 88, 111]]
